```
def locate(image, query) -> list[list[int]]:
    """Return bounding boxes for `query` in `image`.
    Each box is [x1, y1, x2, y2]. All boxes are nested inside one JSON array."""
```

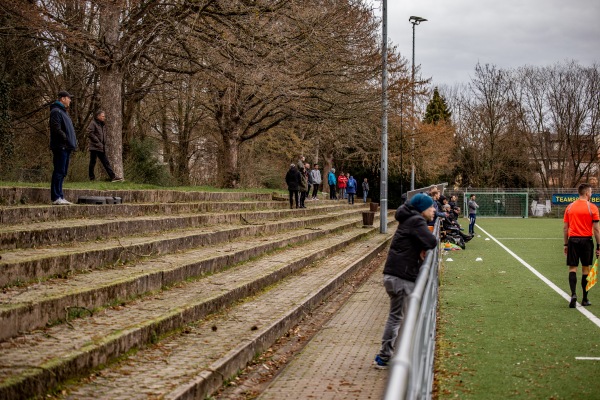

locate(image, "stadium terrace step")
[[0, 210, 375, 341], [0, 215, 393, 400], [0, 187, 272, 206], [0, 206, 364, 288], [0, 203, 362, 250], [0, 200, 290, 225]]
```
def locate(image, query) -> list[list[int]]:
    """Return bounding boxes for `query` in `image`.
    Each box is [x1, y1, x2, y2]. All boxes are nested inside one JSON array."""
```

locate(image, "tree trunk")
[[222, 136, 240, 188], [98, 2, 124, 178]]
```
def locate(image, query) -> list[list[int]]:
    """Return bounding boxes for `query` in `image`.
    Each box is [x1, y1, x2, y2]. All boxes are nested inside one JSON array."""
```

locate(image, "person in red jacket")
[[337, 171, 348, 200]]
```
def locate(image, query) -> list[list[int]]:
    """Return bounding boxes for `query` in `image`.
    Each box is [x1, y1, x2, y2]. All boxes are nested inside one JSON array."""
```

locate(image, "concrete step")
[[0, 187, 273, 206], [0, 200, 290, 225], [0, 203, 363, 250], [0, 207, 365, 288], [59, 230, 393, 400], [0, 216, 393, 400], [0, 211, 379, 341]]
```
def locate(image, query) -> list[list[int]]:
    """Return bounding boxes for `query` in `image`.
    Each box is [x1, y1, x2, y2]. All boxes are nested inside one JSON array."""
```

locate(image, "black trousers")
[[89, 150, 115, 180], [312, 184, 319, 198]]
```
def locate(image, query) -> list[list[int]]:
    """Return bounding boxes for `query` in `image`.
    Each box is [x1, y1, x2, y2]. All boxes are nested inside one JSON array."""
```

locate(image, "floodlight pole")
[[409, 16, 427, 191], [380, 0, 388, 233]]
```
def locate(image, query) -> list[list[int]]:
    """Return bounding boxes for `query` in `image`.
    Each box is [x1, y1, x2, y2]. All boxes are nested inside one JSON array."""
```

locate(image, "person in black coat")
[[49, 91, 77, 205], [88, 110, 123, 182], [285, 164, 301, 209], [374, 193, 438, 369]]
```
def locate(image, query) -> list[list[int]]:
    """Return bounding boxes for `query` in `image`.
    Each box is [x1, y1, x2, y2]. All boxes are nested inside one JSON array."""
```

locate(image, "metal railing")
[[384, 222, 440, 400]]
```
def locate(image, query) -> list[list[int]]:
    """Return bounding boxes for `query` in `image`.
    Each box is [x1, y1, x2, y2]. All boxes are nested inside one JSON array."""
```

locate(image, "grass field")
[[436, 218, 600, 399]]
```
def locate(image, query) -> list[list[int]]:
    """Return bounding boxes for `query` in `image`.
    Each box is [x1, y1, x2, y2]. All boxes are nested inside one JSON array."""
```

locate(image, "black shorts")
[[567, 237, 594, 267]]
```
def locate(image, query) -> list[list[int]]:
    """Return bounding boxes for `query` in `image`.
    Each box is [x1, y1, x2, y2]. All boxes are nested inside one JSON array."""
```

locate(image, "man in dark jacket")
[[49, 91, 77, 205], [374, 193, 438, 369], [88, 110, 123, 182], [285, 164, 301, 209]]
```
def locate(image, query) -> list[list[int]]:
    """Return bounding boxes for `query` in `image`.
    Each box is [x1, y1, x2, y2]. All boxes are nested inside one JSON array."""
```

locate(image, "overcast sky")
[[370, 0, 600, 87]]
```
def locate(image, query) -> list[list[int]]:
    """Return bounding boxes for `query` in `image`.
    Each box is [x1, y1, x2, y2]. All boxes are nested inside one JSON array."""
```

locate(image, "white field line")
[[575, 357, 600, 360], [495, 238, 561, 240], [476, 224, 600, 329]]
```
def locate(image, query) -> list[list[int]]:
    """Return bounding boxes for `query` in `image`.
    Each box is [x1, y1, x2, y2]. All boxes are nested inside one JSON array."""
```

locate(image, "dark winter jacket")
[[49, 101, 77, 151], [382, 204, 438, 282], [285, 167, 301, 191], [346, 176, 357, 194], [87, 118, 107, 152], [299, 168, 309, 192]]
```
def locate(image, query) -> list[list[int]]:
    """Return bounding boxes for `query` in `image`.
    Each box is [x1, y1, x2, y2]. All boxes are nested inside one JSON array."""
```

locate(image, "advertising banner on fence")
[[552, 194, 600, 205]]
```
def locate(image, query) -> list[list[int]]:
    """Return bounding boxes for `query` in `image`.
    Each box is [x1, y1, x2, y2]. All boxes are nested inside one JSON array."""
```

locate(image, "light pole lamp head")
[[409, 16, 427, 25]]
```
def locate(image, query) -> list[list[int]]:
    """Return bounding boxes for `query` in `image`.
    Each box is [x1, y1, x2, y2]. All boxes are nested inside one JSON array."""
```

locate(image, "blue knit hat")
[[410, 193, 434, 213]]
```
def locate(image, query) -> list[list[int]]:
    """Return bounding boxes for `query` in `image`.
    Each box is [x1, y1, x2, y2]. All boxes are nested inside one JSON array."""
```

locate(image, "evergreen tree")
[[423, 87, 452, 124]]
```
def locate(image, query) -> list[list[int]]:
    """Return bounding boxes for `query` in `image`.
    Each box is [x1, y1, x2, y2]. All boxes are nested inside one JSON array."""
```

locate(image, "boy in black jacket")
[[374, 193, 438, 369]]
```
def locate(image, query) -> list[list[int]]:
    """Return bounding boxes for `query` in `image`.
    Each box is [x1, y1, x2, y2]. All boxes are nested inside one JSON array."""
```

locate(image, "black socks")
[[582, 274, 589, 301], [569, 271, 577, 296]]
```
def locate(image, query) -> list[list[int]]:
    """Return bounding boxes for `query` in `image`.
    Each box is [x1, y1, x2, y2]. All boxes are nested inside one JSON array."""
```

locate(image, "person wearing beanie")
[[374, 193, 437, 369]]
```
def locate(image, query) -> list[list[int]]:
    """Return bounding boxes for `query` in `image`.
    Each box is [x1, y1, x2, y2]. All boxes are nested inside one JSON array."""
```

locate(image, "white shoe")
[[52, 198, 72, 205]]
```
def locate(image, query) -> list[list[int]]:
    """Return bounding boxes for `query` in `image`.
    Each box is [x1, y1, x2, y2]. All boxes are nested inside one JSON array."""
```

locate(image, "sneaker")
[[569, 295, 577, 308], [582, 299, 591, 306], [111, 177, 124, 182], [373, 355, 389, 370], [52, 198, 72, 205]]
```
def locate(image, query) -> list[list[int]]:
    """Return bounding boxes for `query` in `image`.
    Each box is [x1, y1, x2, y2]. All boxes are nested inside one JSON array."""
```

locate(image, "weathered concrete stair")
[[0, 205, 362, 287], [0, 203, 358, 250], [0, 209, 371, 341], [0, 214, 392, 400]]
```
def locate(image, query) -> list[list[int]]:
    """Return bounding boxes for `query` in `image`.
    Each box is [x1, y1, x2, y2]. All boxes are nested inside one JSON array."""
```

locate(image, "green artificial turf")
[[436, 218, 600, 399]]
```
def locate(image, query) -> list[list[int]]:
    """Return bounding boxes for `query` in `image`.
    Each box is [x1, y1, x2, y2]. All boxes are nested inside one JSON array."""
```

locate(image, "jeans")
[[378, 274, 415, 360], [469, 213, 476, 234], [363, 191, 368, 203], [51, 148, 71, 201], [89, 150, 116, 180]]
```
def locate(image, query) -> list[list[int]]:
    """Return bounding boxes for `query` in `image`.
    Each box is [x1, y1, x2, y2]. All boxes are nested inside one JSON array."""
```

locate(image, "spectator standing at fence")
[[563, 183, 600, 308], [285, 164, 301, 209], [373, 193, 438, 369], [346, 175, 357, 204], [88, 110, 123, 182], [468, 194, 479, 235], [49, 91, 77, 205], [328, 168, 337, 200], [310, 164, 322, 200], [362, 178, 369, 203]]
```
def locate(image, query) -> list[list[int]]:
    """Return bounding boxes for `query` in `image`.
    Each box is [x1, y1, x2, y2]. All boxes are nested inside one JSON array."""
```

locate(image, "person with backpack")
[[346, 175, 357, 204]]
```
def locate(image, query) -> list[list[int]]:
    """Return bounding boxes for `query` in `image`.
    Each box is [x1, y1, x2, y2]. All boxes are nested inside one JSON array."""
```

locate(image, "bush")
[[124, 139, 174, 186]]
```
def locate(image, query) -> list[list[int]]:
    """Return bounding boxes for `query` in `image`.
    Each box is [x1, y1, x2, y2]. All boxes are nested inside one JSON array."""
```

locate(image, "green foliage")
[[124, 139, 175, 186], [423, 87, 451, 125]]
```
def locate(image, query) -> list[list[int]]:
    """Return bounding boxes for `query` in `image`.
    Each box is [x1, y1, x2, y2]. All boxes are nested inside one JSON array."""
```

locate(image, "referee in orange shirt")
[[563, 183, 600, 308]]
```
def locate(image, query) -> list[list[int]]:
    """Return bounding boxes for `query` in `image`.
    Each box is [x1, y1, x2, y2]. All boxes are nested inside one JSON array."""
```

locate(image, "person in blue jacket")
[[327, 168, 337, 200], [49, 91, 77, 205], [346, 175, 357, 204]]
